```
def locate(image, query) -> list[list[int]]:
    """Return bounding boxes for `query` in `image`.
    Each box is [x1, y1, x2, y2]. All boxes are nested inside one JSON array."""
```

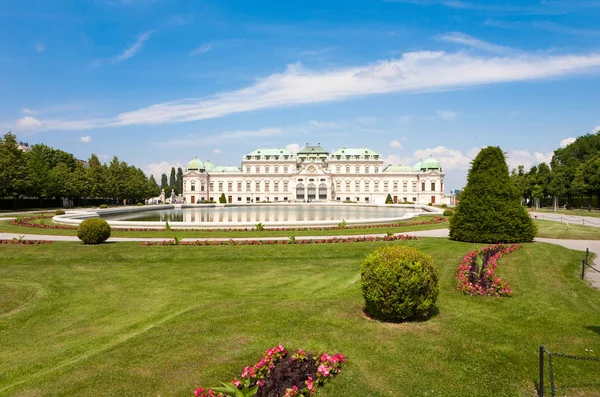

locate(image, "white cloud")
[[414, 146, 474, 170], [389, 140, 403, 149], [436, 110, 459, 120], [559, 137, 576, 147], [191, 43, 212, 56], [80, 136, 92, 143], [23, 50, 600, 131], [309, 120, 342, 129], [33, 42, 46, 53], [439, 32, 515, 54], [505, 150, 552, 170], [15, 116, 44, 131], [285, 143, 300, 154], [20, 108, 38, 115], [383, 154, 414, 167], [393, 115, 413, 125], [594, 126, 600, 133], [154, 128, 285, 147], [212, 148, 222, 154], [144, 161, 184, 178], [113, 30, 155, 63]]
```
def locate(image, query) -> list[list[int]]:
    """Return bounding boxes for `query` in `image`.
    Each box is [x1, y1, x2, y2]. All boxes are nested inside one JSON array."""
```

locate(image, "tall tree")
[[176, 167, 184, 194], [147, 175, 161, 199], [87, 154, 106, 198], [161, 173, 168, 190], [169, 167, 176, 190], [0, 132, 30, 204]]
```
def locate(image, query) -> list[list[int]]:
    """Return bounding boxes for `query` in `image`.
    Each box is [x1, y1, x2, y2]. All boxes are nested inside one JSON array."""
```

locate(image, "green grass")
[[537, 208, 600, 218], [0, 216, 448, 238], [534, 219, 600, 240], [1, 240, 599, 396]]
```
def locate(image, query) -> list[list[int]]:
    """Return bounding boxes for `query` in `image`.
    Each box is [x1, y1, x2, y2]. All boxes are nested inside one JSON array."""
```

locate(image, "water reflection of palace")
[[183, 144, 446, 206]]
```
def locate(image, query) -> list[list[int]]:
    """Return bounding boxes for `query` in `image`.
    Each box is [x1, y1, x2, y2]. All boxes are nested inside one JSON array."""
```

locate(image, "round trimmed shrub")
[[443, 209, 454, 217], [55, 210, 65, 215], [361, 246, 439, 322], [99, 204, 108, 209], [77, 218, 111, 245]]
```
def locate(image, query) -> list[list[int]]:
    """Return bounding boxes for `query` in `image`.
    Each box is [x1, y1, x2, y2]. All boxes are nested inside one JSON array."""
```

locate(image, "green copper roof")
[[297, 145, 329, 155], [187, 156, 205, 171], [383, 165, 413, 172], [422, 157, 441, 169], [246, 148, 293, 156], [331, 147, 380, 157], [204, 161, 216, 171]]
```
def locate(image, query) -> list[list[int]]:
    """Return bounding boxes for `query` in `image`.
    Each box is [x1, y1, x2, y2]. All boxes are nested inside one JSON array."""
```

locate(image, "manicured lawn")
[[537, 208, 600, 218], [0, 216, 448, 238], [1, 240, 599, 396], [534, 219, 600, 240]]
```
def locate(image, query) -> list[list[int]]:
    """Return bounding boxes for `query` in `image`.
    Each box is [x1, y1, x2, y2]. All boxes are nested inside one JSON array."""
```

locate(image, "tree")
[[87, 154, 106, 198], [0, 132, 30, 205], [25, 144, 51, 203], [219, 192, 227, 204], [147, 175, 161, 199], [449, 146, 536, 243], [169, 167, 176, 190], [385, 194, 393, 204], [161, 173, 168, 190], [176, 167, 184, 194]]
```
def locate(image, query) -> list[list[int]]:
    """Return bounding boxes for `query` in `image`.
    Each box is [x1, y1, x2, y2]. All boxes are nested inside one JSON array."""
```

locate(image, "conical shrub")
[[449, 146, 536, 243]]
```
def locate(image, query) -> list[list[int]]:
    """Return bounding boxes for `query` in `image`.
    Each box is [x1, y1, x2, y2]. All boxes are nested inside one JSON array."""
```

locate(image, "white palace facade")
[[182, 144, 445, 205]]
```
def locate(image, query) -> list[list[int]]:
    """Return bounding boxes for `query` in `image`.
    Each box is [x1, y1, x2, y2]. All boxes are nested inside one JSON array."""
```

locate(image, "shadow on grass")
[[585, 326, 600, 336], [361, 306, 440, 324]]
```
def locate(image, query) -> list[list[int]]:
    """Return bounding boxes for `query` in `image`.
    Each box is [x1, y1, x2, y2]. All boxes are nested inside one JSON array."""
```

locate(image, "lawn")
[[534, 219, 600, 240], [1, 240, 599, 396], [0, 216, 449, 238], [537, 208, 600, 218]]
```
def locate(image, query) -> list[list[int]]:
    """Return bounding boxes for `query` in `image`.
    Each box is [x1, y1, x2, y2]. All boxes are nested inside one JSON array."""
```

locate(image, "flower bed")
[[456, 244, 521, 297], [141, 234, 418, 247], [194, 345, 345, 397], [1, 239, 53, 245], [11, 216, 445, 233]]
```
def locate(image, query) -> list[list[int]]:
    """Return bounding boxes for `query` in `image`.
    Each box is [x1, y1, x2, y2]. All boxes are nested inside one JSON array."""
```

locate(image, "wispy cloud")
[[559, 137, 576, 147], [113, 30, 155, 63], [19, 49, 600, 131], [389, 140, 403, 149], [20, 108, 38, 115], [439, 32, 515, 54], [80, 135, 92, 143], [191, 43, 212, 56], [532, 21, 600, 36], [436, 110, 459, 120], [153, 128, 285, 147], [33, 42, 46, 53], [300, 47, 336, 56]]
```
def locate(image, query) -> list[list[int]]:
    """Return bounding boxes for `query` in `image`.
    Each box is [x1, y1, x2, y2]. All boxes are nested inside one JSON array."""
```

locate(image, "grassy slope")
[[0, 216, 448, 238], [1, 240, 599, 396], [534, 219, 600, 240], [537, 208, 600, 218]]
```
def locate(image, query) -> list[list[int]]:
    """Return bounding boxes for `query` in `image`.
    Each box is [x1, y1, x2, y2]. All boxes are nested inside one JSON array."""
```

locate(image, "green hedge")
[[361, 246, 439, 322], [77, 218, 111, 245]]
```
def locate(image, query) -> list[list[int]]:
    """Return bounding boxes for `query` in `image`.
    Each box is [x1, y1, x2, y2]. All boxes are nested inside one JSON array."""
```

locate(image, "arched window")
[[307, 184, 316, 200], [296, 183, 305, 200], [318, 183, 327, 200]]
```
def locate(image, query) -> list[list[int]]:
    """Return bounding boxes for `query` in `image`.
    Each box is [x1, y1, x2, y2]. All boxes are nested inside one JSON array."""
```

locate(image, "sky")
[[2, 0, 600, 190]]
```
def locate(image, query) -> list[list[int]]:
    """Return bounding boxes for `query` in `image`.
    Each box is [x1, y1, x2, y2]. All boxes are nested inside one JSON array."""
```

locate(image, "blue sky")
[[2, 0, 600, 189]]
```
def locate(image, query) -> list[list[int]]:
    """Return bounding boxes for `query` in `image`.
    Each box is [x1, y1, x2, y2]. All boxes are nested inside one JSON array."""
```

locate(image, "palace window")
[[265, 166, 270, 173], [284, 181, 288, 191], [218, 182, 223, 192], [336, 165, 341, 173], [346, 166, 350, 173], [274, 166, 279, 173], [431, 182, 436, 191], [336, 181, 341, 191], [228, 182, 232, 192], [374, 167, 379, 173], [393, 182, 398, 192], [255, 166, 260, 173], [364, 181, 370, 192], [384, 181, 389, 191], [422, 182, 426, 191], [284, 166, 288, 173], [209, 182, 214, 191], [345, 181, 351, 192], [237, 182, 242, 192], [246, 181, 251, 192], [274, 181, 279, 192], [191, 183, 195, 192], [246, 166, 251, 173], [403, 181, 408, 192], [374, 181, 379, 192], [365, 166, 369, 173], [355, 181, 360, 192], [412, 182, 417, 192], [255, 181, 261, 192], [355, 166, 360, 173], [265, 182, 270, 192], [201, 183, 205, 192]]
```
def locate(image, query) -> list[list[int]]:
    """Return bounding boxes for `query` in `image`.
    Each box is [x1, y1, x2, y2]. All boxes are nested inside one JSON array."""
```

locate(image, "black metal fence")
[[581, 248, 600, 280], [539, 345, 600, 397]]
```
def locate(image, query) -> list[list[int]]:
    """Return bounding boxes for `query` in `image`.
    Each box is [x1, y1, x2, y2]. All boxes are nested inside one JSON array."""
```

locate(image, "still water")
[[101, 205, 421, 223]]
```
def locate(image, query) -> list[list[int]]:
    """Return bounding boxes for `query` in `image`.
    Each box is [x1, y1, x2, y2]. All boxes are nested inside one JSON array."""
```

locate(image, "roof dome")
[[413, 161, 423, 170], [204, 160, 216, 171], [187, 156, 205, 171], [422, 157, 441, 169]]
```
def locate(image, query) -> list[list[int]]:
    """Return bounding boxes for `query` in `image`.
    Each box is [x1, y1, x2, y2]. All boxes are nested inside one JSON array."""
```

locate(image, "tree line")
[[510, 131, 600, 209], [0, 132, 161, 206]]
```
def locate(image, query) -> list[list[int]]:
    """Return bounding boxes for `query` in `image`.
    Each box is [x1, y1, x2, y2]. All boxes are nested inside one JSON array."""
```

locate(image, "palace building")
[[182, 144, 445, 205]]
